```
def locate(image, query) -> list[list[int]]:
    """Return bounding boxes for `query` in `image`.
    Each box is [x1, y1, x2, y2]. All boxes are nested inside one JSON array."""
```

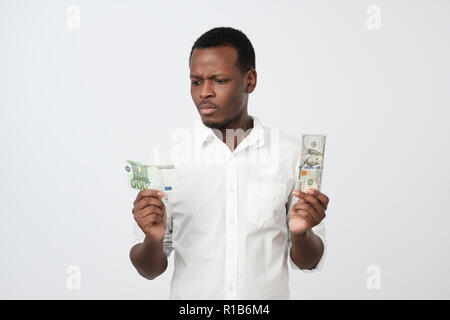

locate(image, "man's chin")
[[201, 117, 230, 129], [202, 119, 220, 129]]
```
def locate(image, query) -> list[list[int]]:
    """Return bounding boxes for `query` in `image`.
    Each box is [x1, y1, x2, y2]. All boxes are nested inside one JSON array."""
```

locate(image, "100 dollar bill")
[[124, 160, 176, 192], [296, 135, 326, 193]]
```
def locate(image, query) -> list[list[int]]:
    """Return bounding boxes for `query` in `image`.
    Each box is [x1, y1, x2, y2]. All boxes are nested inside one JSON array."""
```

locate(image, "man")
[[129, 27, 330, 299]]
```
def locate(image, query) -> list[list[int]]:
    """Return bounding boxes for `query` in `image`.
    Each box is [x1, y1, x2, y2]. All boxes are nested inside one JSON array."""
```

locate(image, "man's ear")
[[246, 69, 257, 93]]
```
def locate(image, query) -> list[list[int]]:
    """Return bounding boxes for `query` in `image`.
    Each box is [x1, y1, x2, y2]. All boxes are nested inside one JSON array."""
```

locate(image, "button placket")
[[224, 155, 239, 299]]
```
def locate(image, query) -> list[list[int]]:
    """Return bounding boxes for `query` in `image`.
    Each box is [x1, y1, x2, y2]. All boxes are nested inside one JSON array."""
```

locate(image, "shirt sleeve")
[[161, 198, 174, 258], [285, 147, 327, 273]]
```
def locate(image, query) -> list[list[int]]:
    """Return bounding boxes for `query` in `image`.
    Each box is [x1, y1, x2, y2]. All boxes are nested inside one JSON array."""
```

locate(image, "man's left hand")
[[289, 188, 329, 236]]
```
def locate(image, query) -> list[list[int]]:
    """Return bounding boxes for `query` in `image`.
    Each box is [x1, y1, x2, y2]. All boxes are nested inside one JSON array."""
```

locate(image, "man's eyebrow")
[[190, 73, 228, 79]]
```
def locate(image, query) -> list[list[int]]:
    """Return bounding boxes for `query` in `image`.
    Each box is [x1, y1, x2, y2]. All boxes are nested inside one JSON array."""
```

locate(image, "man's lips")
[[199, 105, 218, 116]]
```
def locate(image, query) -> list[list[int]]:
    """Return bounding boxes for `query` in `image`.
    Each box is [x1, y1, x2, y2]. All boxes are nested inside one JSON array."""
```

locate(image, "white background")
[[1, 0, 449, 299]]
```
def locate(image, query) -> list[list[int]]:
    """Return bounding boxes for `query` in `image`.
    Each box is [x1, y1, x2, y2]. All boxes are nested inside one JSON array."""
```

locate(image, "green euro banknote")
[[296, 134, 326, 193], [124, 160, 176, 192]]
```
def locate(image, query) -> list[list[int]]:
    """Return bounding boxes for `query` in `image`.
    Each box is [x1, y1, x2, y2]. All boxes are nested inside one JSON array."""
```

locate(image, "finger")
[[293, 201, 325, 225], [140, 204, 167, 222], [307, 188, 329, 210], [295, 190, 326, 215], [297, 201, 325, 222], [293, 202, 319, 221], [134, 189, 165, 205], [147, 213, 164, 224], [293, 198, 307, 208], [138, 213, 164, 227], [293, 208, 316, 228], [134, 196, 165, 212], [293, 189, 329, 210], [150, 212, 165, 225], [138, 205, 164, 218]]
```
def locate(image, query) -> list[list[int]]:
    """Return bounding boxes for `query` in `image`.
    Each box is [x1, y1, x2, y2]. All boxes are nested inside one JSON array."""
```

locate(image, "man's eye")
[[215, 79, 227, 84], [191, 81, 200, 86]]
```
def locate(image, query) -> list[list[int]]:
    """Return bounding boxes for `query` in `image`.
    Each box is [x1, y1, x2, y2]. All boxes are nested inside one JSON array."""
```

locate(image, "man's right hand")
[[132, 189, 166, 242]]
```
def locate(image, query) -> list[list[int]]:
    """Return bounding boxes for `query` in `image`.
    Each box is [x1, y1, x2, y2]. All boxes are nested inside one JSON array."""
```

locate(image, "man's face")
[[190, 46, 250, 129]]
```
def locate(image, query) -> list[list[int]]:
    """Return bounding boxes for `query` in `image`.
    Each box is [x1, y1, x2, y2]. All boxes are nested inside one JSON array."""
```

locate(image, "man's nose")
[[199, 80, 215, 99]]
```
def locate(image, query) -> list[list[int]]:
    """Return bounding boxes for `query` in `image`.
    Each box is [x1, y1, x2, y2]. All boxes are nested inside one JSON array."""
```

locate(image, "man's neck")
[[216, 114, 254, 152]]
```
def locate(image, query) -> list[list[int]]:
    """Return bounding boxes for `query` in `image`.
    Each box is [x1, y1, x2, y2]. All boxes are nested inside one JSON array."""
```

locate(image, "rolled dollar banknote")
[[296, 134, 326, 193], [124, 160, 176, 192]]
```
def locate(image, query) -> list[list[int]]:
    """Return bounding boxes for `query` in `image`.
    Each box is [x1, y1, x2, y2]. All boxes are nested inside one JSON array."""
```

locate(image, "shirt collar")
[[196, 115, 266, 149]]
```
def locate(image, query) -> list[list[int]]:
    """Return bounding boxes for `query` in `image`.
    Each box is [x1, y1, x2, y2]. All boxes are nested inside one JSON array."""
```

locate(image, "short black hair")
[[189, 27, 256, 74]]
